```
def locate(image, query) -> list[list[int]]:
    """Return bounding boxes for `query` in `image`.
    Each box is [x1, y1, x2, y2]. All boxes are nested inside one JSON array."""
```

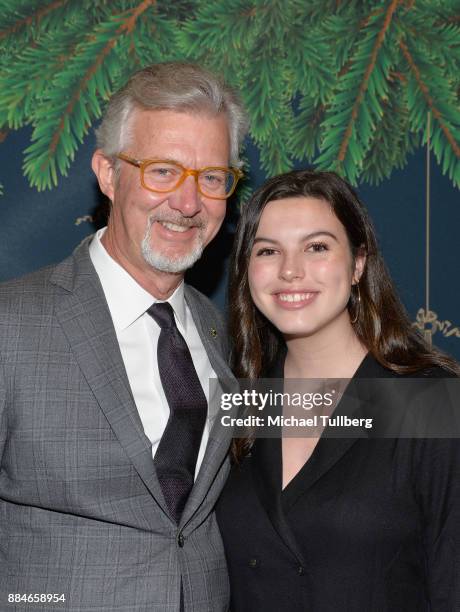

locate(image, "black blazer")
[[216, 354, 460, 611]]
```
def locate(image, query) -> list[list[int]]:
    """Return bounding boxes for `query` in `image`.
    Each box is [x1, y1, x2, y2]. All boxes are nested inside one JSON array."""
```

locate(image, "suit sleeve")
[[0, 363, 6, 465], [415, 435, 460, 610]]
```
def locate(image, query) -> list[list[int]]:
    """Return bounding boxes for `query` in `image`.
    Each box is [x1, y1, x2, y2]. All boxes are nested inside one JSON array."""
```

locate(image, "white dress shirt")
[[89, 227, 216, 476]]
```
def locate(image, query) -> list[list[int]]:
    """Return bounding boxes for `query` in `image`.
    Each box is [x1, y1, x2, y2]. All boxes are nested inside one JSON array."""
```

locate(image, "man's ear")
[[92, 150, 115, 201], [353, 247, 367, 284]]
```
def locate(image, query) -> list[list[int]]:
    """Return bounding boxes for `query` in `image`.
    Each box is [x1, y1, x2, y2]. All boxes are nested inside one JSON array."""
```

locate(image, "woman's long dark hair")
[[229, 170, 459, 459]]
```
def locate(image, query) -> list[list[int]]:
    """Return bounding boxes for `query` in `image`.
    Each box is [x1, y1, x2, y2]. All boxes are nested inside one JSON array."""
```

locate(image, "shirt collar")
[[89, 227, 187, 332]]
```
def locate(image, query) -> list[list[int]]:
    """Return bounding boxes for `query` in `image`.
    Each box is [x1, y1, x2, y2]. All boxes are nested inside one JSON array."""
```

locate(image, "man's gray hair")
[[95, 62, 248, 166]]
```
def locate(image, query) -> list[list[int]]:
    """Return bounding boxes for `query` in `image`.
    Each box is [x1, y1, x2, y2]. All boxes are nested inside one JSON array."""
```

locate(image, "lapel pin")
[[210, 327, 218, 337]]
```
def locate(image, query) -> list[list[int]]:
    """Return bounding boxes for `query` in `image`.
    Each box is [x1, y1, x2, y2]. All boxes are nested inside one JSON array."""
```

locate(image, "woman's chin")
[[269, 321, 318, 338]]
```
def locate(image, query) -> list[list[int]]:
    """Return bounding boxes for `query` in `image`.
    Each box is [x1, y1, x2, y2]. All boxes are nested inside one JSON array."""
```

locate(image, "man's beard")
[[141, 213, 206, 274]]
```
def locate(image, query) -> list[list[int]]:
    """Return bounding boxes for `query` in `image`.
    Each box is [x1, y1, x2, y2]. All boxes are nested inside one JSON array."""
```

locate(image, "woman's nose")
[[279, 254, 305, 281]]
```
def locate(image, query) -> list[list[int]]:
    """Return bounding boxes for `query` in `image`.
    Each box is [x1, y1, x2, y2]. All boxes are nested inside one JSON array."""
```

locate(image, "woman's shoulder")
[[355, 353, 458, 379]]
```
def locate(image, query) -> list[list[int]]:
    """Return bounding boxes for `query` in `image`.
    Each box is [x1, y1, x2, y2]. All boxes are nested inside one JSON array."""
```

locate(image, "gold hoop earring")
[[350, 282, 361, 325]]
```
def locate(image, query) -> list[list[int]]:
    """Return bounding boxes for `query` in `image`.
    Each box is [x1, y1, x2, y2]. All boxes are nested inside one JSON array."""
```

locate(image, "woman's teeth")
[[278, 293, 314, 302]]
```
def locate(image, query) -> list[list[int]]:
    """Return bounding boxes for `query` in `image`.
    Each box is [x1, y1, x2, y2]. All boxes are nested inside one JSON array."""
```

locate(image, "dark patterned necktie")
[[147, 302, 207, 524]]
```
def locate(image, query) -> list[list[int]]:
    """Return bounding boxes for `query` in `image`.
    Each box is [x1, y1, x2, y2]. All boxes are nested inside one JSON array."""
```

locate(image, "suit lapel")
[[50, 240, 171, 520], [183, 286, 233, 386]]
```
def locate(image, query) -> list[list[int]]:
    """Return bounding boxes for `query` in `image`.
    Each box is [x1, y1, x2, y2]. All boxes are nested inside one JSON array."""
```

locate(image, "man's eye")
[[153, 167, 176, 176], [203, 173, 224, 184], [145, 165, 180, 180]]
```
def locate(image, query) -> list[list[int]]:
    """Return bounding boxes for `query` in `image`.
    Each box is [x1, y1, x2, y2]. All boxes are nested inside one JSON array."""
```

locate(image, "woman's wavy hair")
[[229, 170, 459, 458]]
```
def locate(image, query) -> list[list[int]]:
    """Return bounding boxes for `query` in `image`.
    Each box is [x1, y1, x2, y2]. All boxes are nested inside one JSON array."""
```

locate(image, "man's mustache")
[[147, 212, 206, 230]]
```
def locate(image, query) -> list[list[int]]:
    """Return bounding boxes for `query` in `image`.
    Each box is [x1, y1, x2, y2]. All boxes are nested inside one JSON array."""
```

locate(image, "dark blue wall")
[[1, 127, 459, 359]]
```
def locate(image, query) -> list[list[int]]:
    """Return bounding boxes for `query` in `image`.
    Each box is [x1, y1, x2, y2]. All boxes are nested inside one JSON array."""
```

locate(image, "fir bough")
[[0, 0, 458, 194]]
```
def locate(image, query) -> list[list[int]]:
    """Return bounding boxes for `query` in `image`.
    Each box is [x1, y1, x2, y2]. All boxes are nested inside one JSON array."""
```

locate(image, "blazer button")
[[177, 533, 185, 548], [297, 565, 305, 576], [248, 558, 259, 568]]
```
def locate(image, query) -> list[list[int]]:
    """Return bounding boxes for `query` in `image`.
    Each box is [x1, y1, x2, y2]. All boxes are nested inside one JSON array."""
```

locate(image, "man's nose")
[[168, 175, 202, 217], [279, 253, 305, 281]]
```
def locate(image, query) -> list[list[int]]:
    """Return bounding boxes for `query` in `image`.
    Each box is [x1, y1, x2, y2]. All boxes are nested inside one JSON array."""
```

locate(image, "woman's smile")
[[273, 290, 319, 308]]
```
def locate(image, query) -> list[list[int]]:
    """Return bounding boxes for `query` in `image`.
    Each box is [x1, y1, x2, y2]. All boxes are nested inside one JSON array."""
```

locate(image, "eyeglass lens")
[[143, 162, 235, 196]]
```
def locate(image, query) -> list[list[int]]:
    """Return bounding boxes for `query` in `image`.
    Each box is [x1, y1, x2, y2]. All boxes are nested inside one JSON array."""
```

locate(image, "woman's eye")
[[255, 247, 277, 256], [307, 242, 328, 253]]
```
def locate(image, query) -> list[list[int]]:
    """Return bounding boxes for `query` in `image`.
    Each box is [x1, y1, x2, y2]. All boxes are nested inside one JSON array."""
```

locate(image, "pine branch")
[[126, 10, 178, 70], [240, 1, 299, 150], [23, 0, 157, 190], [177, 0, 258, 84], [50, 0, 156, 157], [0, 0, 101, 64], [288, 98, 325, 162], [0, 21, 88, 130], [0, 0, 68, 40], [180, 0, 299, 177], [361, 78, 418, 184], [431, 0, 460, 26], [235, 181, 253, 212], [337, 0, 400, 164], [400, 40, 460, 159], [285, 0, 371, 24], [285, 22, 336, 104], [402, 5, 460, 78], [360, 7, 385, 29], [322, 6, 385, 77], [315, 1, 401, 183], [258, 108, 294, 176]]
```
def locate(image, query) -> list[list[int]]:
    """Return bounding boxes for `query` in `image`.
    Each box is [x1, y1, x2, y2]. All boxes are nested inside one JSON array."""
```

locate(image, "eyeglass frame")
[[116, 153, 243, 200]]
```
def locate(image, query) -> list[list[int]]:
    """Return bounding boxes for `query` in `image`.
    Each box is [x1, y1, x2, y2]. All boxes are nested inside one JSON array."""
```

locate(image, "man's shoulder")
[[0, 263, 58, 306], [0, 264, 65, 350], [184, 284, 225, 325], [0, 236, 91, 300], [0, 238, 93, 312]]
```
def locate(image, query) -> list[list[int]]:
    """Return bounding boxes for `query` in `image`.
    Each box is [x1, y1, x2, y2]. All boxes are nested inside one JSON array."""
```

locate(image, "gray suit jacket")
[[0, 239, 235, 611]]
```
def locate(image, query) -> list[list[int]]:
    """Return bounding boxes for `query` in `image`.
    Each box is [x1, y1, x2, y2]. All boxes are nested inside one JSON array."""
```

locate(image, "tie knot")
[[147, 302, 176, 329]]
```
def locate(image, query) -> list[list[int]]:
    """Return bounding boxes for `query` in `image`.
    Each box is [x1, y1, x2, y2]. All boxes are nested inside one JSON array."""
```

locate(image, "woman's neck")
[[284, 317, 368, 379]]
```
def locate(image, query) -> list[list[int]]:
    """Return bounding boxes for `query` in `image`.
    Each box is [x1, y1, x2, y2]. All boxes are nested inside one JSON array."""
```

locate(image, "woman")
[[216, 170, 460, 611]]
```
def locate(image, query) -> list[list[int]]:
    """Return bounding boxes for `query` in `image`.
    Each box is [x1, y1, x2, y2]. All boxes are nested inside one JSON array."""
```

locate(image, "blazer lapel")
[[287, 353, 401, 505], [180, 286, 237, 527], [242, 350, 305, 563], [252, 437, 306, 565], [269, 356, 378, 510], [252, 350, 370, 550], [285, 385, 370, 507], [50, 240, 171, 520]]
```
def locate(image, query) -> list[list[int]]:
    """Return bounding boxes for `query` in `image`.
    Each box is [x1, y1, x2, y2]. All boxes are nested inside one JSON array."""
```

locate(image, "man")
[[0, 62, 247, 611]]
